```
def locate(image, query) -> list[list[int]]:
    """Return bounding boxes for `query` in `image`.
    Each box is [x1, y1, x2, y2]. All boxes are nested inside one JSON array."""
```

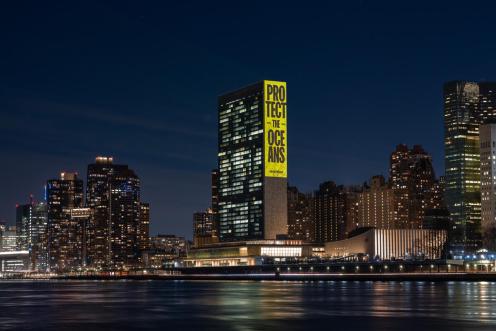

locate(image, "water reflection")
[[0, 280, 495, 330]]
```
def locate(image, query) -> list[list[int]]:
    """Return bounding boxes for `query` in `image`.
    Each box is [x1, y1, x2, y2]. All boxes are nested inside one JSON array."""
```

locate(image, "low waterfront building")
[[184, 240, 315, 267], [142, 234, 189, 269], [324, 228, 447, 260], [0, 250, 30, 272], [141, 250, 178, 269], [151, 234, 189, 256]]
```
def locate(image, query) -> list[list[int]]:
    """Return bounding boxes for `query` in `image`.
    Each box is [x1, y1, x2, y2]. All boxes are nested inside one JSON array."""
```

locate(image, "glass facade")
[[260, 246, 302, 257], [444, 81, 496, 250], [15, 199, 48, 271], [218, 83, 265, 241]]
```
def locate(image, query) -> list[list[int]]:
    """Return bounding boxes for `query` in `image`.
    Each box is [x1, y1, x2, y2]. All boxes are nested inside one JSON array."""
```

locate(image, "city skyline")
[[2, 2, 496, 238], [3, 3, 496, 330]]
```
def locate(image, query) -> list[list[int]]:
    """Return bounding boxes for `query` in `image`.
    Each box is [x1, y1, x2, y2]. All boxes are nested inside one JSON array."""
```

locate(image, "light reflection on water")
[[0, 280, 496, 330]]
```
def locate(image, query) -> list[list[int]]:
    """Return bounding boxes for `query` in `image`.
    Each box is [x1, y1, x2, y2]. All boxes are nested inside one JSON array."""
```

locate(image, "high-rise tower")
[[444, 81, 496, 250], [217, 81, 288, 241], [86, 157, 141, 269], [46, 172, 84, 271]]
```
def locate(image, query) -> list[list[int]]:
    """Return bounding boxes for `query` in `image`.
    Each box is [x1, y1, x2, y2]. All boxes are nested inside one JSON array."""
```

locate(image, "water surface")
[[0, 280, 495, 330]]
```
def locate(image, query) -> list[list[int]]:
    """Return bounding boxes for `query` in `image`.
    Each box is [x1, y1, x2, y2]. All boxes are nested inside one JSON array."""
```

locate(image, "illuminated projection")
[[264, 80, 287, 178]]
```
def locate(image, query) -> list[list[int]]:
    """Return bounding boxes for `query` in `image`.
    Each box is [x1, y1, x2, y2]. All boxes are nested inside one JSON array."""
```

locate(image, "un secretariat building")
[[218, 80, 288, 242]]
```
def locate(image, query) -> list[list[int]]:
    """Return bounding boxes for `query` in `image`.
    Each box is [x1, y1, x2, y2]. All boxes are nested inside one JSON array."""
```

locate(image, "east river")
[[1, 280, 495, 330]]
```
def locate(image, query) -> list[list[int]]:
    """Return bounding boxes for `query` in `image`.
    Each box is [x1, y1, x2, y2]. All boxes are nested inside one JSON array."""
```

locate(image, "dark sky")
[[1, 1, 495, 238]]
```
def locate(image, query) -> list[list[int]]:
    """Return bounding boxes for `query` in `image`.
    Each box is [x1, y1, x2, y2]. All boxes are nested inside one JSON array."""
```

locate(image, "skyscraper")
[[313, 181, 347, 243], [15, 196, 48, 270], [218, 81, 288, 241], [86, 156, 141, 269], [47, 172, 84, 271], [444, 81, 496, 250]]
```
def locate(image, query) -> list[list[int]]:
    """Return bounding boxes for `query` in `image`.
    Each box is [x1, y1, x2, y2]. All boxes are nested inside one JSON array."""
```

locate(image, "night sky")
[[1, 1, 496, 238]]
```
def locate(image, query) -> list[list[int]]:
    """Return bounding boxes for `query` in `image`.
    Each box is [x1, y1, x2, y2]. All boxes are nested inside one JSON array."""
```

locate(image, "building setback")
[[444, 81, 496, 250], [217, 81, 288, 242]]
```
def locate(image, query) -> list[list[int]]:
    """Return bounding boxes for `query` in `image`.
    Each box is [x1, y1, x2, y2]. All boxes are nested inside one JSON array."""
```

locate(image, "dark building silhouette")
[[47, 172, 84, 271], [423, 208, 452, 258], [313, 181, 347, 243]]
